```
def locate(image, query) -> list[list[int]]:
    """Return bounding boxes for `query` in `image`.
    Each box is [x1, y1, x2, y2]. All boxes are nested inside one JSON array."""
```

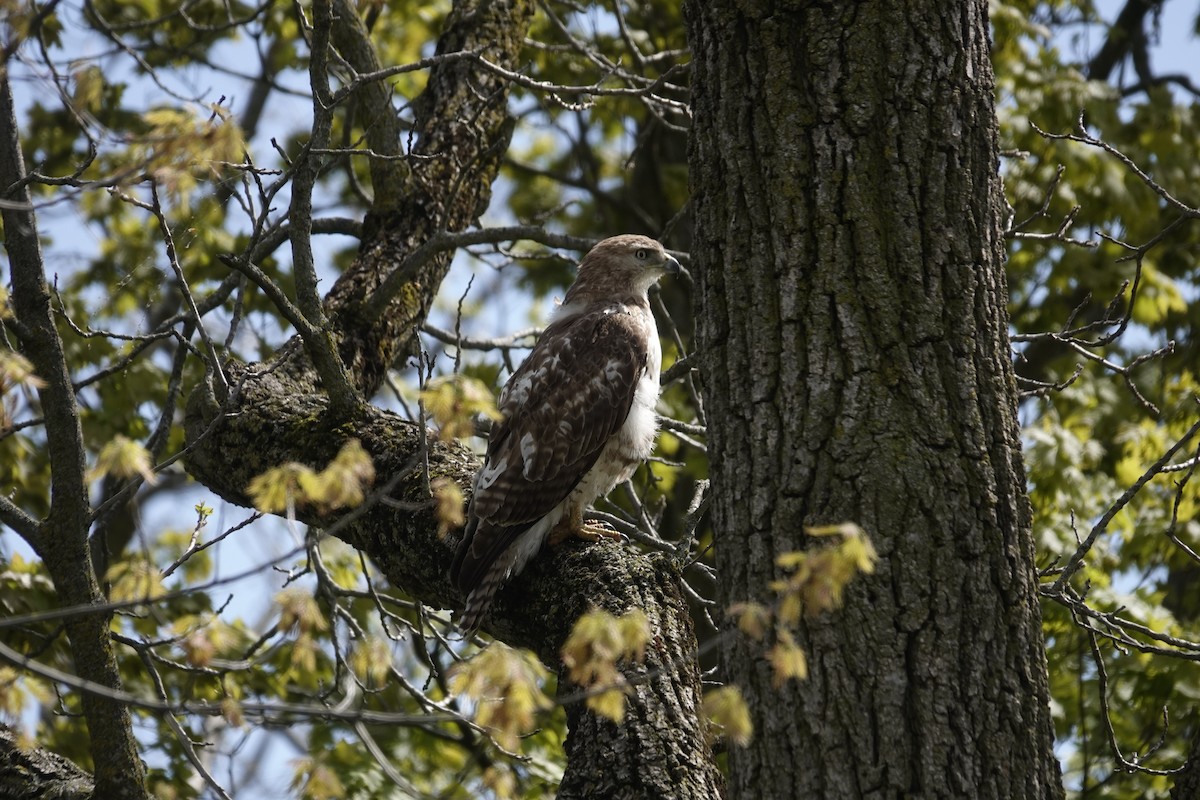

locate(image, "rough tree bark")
[[684, 1, 1064, 798], [1172, 727, 1200, 800], [0, 726, 93, 800], [180, 1, 723, 798]]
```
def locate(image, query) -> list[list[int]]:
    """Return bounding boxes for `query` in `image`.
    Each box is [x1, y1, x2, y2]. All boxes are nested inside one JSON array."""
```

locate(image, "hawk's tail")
[[456, 564, 506, 635]]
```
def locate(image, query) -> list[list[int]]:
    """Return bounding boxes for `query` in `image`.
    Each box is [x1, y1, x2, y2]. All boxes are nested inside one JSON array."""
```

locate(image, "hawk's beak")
[[662, 253, 682, 274]]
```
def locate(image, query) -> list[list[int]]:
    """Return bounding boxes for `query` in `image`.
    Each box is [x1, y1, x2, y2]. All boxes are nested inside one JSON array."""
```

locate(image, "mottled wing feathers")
[[476, 308, 647, 523], [450, 308, 648, 594]]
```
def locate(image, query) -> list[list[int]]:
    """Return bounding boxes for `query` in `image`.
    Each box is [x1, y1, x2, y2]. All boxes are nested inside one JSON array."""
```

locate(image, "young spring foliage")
[[246, 439, 376, 515], [449, 607, 652, 767], [420, 374, 504, 443], [449, 642, 554, 753], [718, 523, 879, 734], [560, 608, 652, 724]]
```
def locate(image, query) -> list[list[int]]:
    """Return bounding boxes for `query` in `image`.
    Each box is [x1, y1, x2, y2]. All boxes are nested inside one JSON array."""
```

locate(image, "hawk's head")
[[567, 234, 681, 303]]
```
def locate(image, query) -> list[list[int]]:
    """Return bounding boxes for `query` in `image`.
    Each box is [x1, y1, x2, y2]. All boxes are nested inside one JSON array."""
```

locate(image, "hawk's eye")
[[635, 248, 648, 260]]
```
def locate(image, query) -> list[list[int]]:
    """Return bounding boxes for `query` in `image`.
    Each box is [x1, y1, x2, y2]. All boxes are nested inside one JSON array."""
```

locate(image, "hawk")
[[451, 235, 681, 632]]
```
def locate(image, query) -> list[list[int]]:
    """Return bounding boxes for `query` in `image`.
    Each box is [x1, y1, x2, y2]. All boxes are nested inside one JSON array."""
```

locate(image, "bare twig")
[[1049, 418, 1200, 595]]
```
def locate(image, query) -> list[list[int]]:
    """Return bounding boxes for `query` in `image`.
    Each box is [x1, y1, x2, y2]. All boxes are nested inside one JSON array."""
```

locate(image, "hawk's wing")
[[450, 307, 649, 593]]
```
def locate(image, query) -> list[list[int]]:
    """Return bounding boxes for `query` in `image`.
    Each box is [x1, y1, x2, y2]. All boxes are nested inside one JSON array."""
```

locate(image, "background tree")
[[994, 3, 1200, 797], [1, 1, 1198, 799]]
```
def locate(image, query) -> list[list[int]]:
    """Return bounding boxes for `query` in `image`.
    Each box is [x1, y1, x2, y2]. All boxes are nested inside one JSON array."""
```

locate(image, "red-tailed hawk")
[[451, 235, 681, 631]]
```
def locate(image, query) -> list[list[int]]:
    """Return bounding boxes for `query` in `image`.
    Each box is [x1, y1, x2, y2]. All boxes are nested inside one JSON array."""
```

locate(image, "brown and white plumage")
[[451, 235, 680, 631]]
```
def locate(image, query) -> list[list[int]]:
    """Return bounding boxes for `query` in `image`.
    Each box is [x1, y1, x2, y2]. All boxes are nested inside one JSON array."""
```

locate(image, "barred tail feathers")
[[458, 564, 507, 634], [454, 510, 564, 634]]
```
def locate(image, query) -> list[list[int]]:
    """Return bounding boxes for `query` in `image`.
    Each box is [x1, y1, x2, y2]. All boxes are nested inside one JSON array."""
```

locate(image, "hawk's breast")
[[565, 307, 662, 511]]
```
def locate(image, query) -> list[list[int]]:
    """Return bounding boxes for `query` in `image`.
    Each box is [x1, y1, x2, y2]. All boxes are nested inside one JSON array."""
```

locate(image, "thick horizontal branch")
[[0, 725, 93, 800], [182, 361, 721, 797]]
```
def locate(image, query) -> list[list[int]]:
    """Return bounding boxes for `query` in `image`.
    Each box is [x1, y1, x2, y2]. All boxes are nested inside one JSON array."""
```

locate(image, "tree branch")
[[329, 0, 409, 210], [181, 382, 721, 796], [1087, 0, 1161, 82], [0, 494, 40, 552], [1, 60, 149, 800], [288, 0, 358, 413], [0, 725, 93, 800], [1, 75, 86, 562]]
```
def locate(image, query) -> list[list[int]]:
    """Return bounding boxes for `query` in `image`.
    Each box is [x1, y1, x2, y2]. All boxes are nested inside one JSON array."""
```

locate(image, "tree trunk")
[[1172, 725, 1200, 800], [684, 1, 1064, 798]]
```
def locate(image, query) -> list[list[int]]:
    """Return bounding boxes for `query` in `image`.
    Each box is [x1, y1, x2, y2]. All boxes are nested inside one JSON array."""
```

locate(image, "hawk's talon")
[[548, 519, 624, 546]]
